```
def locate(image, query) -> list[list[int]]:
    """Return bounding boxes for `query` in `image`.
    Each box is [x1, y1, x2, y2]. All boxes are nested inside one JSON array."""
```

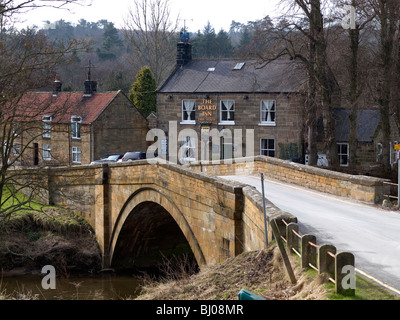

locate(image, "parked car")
[[90, 154, 124, 165], [120, 152, 147, 162]]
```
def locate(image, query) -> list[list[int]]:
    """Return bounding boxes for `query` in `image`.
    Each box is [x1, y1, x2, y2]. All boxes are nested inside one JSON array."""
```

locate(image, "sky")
[[17, 0, 282, 32]]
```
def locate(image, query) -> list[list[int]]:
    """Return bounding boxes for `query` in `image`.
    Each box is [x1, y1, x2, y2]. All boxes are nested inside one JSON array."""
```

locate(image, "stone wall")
[[156, 92, 305, 159], [188, 156, 390, 204], [31, 161, 293, 268], [91, 92, 149, 161], [242, 185, 297, 251]]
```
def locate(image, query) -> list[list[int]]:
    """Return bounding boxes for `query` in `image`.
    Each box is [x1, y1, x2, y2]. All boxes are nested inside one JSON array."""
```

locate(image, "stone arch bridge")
[[29, 156, 388, 269]]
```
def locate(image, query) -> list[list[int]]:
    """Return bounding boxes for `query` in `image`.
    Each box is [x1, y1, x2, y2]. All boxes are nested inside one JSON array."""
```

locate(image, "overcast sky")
[[17, 0, 282, 32]]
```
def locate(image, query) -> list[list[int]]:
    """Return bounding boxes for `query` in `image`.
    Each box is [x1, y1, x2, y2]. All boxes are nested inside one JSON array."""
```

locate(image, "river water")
[[0, 273, 143, 300]]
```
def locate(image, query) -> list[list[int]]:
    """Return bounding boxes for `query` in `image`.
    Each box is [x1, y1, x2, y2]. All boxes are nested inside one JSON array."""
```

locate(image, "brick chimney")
[[84, 79, 97, 96], [52, 74, 62, 96], [177, 33, 192, 66], [84, 61, 97, 96]]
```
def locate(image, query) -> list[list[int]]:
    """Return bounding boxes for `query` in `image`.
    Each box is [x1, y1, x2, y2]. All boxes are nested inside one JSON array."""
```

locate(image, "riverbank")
[[135, 246, 329, 300], [0, 208, 102, 277], [1, 207, 398, 301]]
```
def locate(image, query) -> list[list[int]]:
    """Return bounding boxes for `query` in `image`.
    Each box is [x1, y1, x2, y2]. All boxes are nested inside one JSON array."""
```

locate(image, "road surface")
[[221, 175, 400, 296]]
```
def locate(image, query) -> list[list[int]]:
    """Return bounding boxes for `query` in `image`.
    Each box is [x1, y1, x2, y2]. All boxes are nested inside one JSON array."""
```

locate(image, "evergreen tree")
[[129, 66, 157, 117], [97, 22, 124, 60], [202, 22, 217, 58], [215, 30, 233, 58]]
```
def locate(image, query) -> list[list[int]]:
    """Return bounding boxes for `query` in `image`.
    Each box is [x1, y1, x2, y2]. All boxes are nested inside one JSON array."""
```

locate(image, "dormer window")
[[71, 116, 82, 139], [42, 115, 53, 139]]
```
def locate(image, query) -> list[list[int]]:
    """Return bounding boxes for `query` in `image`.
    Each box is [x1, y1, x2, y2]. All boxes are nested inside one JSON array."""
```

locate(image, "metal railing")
[[383, 181, 399, 206]]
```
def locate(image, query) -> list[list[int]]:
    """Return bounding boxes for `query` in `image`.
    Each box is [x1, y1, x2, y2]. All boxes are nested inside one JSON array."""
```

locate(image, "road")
[[221, 175, 400, 296]]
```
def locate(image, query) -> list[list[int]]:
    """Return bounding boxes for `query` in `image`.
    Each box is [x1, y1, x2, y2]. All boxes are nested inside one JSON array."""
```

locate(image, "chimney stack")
[[177, 33, 192, 67], [84, 60, 97, 96], [84, 79, 97, 96], [52, 74, 62, 96]]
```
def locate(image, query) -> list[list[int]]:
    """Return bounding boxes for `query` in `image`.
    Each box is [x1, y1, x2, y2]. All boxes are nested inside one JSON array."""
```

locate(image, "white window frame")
[[42, 115, 53, 139], [260, 139, 276, 157], [13, 142, 20, 157], [260, 100, 276, 126], [71, 116, 82, 140], [338, 143, 349, 167], [43, 144, 51, 161], [181, 100, 196, 124], [219, 100, 235, 125], [179, 136, 196, 164], [72, 146, 82, 164]]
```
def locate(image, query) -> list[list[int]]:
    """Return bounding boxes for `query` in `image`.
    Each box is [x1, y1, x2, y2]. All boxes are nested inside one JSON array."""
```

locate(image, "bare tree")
[[331, 0, 376, 171], [123, 0, 180, 84], [0, 1, 88, 220], [259, 1, 339, 167], [375, 0, 400, 174]]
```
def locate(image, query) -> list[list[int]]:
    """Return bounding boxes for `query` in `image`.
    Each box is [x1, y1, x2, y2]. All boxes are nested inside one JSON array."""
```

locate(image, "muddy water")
[[0, 273, 143, 300]]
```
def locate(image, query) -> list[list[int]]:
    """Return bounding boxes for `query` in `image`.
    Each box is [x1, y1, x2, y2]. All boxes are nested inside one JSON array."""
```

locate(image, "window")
[[220, 100, 235, 124], [338, 143, 349, 167], [72, 147, 82, 164], [181, 100, 196, 124], [260, 100, 276, 126], [71, 116, 82, 139], [180, 136, 196, 163], [233, 62, 245, 70], [13, 123, 20, 138], [260, 139, 275, 157], [43, 144, 51, 161], [13, 143, 20, 157], [221, 136, 233, 160], [42, 115, 53, 139]]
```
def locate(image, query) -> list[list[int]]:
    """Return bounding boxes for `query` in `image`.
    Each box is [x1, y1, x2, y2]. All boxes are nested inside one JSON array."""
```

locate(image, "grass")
[[0, 185, 91, 236], [299, 262, 399, 300], [327, 275, 400, 300], [1, 185, 45, 212]]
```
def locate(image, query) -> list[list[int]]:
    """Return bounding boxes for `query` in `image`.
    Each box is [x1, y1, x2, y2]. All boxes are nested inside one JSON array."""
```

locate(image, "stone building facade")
[[12, 78, 148, 167], [155, 42, 307, 164]]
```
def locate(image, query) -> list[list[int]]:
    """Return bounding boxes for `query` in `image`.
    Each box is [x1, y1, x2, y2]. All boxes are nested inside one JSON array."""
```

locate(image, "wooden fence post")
[[318, 244, 336, 275], [286, 223, 299, 254], [301, 235, 317, 269], [335, 252, 356, 296]]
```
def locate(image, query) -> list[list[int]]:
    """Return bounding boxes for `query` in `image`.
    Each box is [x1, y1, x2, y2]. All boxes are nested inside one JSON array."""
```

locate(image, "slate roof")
[[158, 59, 306, 94], [334, 109, 381, 143], [14, 91, 120, 125]]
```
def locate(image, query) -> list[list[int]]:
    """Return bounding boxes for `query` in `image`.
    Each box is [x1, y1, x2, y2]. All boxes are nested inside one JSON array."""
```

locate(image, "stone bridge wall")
[[29, 161, 293, 268], [10, 156, 388, 269], [188, 156, 390, 204]]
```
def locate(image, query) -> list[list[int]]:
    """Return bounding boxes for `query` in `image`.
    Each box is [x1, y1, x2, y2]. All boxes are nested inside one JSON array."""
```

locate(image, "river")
[[0, 273, 143, 300]]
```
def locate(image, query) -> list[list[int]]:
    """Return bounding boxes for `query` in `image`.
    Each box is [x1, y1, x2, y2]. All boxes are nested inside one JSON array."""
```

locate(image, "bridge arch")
[[108, 187, 207, 269]]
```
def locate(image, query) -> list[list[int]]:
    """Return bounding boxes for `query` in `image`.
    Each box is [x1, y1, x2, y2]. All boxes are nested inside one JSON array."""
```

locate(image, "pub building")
[[155, 38, 308, 164]]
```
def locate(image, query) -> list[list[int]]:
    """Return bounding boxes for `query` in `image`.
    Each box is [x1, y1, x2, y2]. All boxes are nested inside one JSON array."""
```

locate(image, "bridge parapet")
[[189, 156, 390, 204], [25, 161, 294, 268], [9, 156, 388, 269]]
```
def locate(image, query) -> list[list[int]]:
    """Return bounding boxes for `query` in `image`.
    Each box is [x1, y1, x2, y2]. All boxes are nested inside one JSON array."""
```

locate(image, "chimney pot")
[[53, 74, 62, 96]]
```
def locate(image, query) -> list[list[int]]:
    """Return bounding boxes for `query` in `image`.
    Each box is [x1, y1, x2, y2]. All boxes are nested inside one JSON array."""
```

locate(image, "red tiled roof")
[[13, 91, 119, 125]]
